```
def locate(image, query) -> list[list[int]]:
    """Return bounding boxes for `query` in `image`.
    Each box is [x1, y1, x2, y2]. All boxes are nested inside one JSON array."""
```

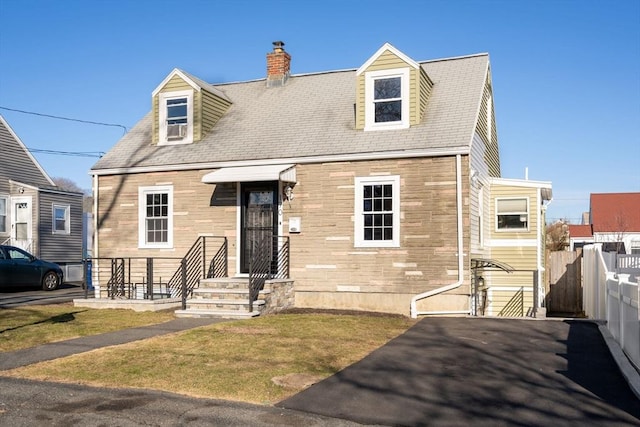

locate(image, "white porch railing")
[[583, 244, 640, 371]]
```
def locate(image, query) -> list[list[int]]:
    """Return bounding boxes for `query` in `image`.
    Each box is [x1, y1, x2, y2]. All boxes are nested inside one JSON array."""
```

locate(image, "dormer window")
[[364, 68, 410, 131], [159, 90, 193, 145], [167, 98, 188, 139]]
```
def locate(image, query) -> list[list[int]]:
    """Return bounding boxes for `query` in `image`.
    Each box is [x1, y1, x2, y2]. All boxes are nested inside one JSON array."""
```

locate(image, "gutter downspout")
[[537, 192, 553, 314], [411, 154, 468, 318], [92, 174, 98, 298]]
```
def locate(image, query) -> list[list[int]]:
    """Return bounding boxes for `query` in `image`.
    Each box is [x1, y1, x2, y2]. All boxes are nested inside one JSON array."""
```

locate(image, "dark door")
[[240, 182, 278, 274]]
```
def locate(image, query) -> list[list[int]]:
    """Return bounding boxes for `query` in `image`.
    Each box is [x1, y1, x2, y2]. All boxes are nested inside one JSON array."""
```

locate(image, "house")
[[567, 224, 594, 251], [87, 42, 552, 318], [569, 192, 640, 254], [0, 115, 84, 279]]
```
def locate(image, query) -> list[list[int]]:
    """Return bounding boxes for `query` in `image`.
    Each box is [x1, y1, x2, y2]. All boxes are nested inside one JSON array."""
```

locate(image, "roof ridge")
[[419, 52, 489, 64]]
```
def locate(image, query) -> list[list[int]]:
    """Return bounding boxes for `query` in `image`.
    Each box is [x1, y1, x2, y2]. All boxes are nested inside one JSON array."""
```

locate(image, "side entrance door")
[[11, 197, 32, 251], [240, 182, 278, 274]]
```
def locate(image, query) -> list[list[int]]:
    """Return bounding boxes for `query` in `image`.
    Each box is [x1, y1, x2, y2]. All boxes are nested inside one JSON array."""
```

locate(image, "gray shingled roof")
[[92, 53, 489, 172]]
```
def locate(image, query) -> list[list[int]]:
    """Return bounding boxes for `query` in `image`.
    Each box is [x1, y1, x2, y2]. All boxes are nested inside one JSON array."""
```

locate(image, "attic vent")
[[167, 123, 187, 139]]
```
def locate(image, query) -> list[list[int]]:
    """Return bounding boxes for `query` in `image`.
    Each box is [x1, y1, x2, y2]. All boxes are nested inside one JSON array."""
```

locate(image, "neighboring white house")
[[569, 192, 640, 254]]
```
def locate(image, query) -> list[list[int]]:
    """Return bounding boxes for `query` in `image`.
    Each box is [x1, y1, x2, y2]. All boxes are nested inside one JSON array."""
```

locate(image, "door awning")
[[201, 164, 296, 184]]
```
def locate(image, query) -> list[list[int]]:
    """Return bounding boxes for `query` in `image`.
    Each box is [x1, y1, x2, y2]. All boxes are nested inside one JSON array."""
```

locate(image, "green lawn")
[[0, 304, 174, 352], [1, 307, 415, 404]]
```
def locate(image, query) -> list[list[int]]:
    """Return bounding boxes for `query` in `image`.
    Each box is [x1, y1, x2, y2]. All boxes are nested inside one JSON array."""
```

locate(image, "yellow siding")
[[489, 185, 539, 241], [483, 270, 536, 316], [365, 50, 410, 71], [355, 49, 431, 129], [490, 288, 534, 317], [418, 67, 433, 122], [489, 246, 538, 270], [355, 74, 365, 129], [201, 89, 232, 140]]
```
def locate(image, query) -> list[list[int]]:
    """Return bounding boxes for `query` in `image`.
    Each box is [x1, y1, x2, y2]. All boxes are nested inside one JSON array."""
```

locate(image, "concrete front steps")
[[174, 277, 270, 319]]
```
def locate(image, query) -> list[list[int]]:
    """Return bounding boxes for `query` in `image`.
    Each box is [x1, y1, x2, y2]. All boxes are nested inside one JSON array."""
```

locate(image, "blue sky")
[[1, 0, 638, 223]]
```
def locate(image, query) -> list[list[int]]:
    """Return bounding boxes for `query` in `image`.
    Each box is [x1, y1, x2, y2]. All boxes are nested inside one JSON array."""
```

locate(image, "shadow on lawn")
[[0, 309, 87, 334]]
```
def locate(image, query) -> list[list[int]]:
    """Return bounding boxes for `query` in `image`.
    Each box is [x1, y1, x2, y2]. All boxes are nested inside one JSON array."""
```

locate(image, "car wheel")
[[42, 271, 59, 291]]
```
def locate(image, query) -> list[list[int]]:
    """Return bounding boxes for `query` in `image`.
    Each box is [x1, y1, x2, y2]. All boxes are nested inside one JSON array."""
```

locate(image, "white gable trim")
[[0, 116, 55, 186], [152, 68, 201, 97], [356, 43, 419, 76]]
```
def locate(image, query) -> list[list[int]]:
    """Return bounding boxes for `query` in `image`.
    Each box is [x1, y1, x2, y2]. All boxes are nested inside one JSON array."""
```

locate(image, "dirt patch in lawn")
[[271, 373, 324, 390]]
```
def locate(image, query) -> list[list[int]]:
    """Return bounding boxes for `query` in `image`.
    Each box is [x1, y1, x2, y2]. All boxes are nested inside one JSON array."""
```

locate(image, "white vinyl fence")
[[583, 244, 640, 370]]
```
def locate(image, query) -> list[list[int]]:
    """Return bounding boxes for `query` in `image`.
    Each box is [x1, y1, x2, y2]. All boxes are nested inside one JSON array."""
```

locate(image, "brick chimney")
[[266, 41, 291, 87]]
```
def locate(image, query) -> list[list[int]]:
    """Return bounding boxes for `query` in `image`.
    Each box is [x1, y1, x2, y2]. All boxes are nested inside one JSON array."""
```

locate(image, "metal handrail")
[[83, 236, 228, 306], [167, 236, 228, 308], [248, 235, 290, 312]]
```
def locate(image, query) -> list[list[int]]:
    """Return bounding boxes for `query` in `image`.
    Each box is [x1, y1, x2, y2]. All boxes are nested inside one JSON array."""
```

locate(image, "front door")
[[11, 197, 32, 251], [240, 182, 278, 274]]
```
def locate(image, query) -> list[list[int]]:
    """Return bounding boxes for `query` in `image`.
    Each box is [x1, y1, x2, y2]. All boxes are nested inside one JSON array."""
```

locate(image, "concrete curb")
[[598, 324, 640, 401]]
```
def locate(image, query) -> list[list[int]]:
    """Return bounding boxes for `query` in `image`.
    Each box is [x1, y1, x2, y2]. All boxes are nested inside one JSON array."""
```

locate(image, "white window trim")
[[138, 185, 174, 249], [158, 90, 193, 145], [364, 68, 411, 131], [0, 195, 8, 235], [354, 175, 400, 248], [52, 204, 70, 235], [495, 197, 530, 232]]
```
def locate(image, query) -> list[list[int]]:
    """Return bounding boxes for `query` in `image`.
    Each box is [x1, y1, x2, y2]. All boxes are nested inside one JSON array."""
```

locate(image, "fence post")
[[181, 258, 187, 310], [618, 274, 630, 350], [146, 258, 153, 300], [83, 259, 88, 299], [533, 270, 539, 317], [224, 237, 228, 277], [202, 236, 206, 280]]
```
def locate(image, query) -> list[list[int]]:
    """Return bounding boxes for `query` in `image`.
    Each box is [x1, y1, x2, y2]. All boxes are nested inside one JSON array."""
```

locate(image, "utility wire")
[[28, 148, 104, 158], [0, 106, 128, 135]]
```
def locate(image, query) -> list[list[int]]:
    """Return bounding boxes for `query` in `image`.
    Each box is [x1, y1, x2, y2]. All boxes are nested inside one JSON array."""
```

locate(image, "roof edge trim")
[[91, 147, 470, 176]]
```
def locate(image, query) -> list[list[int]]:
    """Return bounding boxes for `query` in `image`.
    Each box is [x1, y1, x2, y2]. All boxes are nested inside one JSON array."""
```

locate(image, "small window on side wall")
[[354, 176, 400, 247], [0, 196, 7, 234], [138, 186, 173, 249], [496, 198, 529, 231], [53, 204, 70, 234]]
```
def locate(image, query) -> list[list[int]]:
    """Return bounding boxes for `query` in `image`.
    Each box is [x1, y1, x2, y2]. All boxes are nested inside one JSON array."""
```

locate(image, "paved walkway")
[[0, 318, 223, 371], [0, 316, 638, 426]]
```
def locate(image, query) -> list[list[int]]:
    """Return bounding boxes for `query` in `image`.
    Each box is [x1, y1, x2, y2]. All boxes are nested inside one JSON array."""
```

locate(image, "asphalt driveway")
[[0, 283, 89, 308], [278, 317, 640, 426]]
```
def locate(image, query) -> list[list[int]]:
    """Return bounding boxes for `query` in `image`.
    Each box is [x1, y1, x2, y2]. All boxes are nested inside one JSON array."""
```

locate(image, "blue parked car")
[[0, 245, 63, 291]]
